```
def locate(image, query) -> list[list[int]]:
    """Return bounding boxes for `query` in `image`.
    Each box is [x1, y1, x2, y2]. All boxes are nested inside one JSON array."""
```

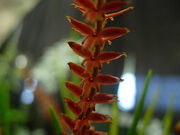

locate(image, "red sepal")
[[99, 27, 129, 41], [68, 17, 94, 36], [74, 0, 96, 11], [87, 113, 112, 123], [65, 82, 82, 97], [100, 1, 129, 13], [68, 62, 85, 78], [66, 98, 82, 115], [96, 74, 121, 85], [68, 41, 92, 58], [62, 114, 75, 130], [98, 52, 126, 63], [93, 93, 117, 104], [105, 7, 134, 19]]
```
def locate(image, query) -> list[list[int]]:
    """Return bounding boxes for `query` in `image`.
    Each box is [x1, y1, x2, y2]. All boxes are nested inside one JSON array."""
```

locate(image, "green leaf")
[[0, 81, 10, 135], [127, 69, 152, 135], [49, 105, 61, 135], [138, 89, 160, 135], [109, 102, 119, 135], [163, 93, 174, 135]]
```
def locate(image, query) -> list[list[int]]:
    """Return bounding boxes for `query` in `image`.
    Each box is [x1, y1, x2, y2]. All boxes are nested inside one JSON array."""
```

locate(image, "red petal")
[[96, 74, 121, 85], [93, 93, 117, 104], [99, 27, 129, 41], [83, 36, 96, 49], [72, 4, 86, 13], [68, 62, 85, 78], [66, 98, 82, 115], [65, 82, 82, 97], [68, 41, 92, 58], [74, 0, 96, 10], [87, 113, 111, 123], [105, 7, 134, 18], [68, 17, 94, 36], [98, 52, 126, 63], [62, 114, 75, 130], [100, 1, 129, 13]]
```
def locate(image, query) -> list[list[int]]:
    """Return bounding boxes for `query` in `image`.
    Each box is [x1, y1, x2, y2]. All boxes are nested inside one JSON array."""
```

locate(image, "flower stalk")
[[62, 0, 132, 134]]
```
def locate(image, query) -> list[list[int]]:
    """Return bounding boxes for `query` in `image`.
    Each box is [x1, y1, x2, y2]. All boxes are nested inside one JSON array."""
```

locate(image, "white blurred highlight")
[[118, 73, 136, 111], [15, 54, 28, 69]]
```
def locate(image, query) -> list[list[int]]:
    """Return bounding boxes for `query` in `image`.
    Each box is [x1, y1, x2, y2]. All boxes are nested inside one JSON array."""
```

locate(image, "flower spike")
[[62, 0, 132, 134]]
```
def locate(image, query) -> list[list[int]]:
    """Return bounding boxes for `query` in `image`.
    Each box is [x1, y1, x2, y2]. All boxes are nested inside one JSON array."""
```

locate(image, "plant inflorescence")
[[62, 0, 133, 134]]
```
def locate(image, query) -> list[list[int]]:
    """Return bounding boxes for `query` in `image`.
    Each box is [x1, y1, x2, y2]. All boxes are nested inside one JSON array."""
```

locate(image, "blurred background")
[[0, 0, 180, 135]]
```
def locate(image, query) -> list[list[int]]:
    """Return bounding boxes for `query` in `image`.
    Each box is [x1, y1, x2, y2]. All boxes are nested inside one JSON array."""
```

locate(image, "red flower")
[[68, 17, 129, 49], [68, 62, 122, 97], [73, 0, 132, 23], [68, 41, 126, 71]]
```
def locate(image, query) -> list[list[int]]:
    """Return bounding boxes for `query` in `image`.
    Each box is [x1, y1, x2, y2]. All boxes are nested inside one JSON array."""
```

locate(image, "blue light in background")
[[21, 78, 38, 105], [118, 73, 136, 111], [21, 89, 34, 105]]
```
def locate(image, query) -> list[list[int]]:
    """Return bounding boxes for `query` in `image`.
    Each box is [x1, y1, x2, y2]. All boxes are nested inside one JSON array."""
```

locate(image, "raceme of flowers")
[[61, 0, 132, 135]]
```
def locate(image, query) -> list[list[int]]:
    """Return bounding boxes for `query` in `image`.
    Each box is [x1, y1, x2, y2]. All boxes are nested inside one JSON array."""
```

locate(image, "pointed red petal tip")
[[68, 62, 85, 78], [67, 17, 94, 36], [71, 4, 86, 12], [100, 27, 130, 41], [96, 74, 120, 85], [63, 114, 75, 130], [105, 6, 134, 19], [65, 82, 82, 97], [74, 0, 96, 10], [93, 93, 117, 104], [101, 1, 130, 13], [98, 52, 126, 63], [87, 113, 112, 123], [68, 41, 92, 58], [65, 98, 82, 115]]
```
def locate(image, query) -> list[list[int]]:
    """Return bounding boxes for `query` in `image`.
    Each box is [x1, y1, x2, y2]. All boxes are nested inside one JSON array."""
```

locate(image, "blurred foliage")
[[128, 70, 152, 135], [163, 93, 174, 135], [138, 90, 160, 135], [49, 105, 62, 135], [0, 35, 28, 135], [109, 102, 119, 135]]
